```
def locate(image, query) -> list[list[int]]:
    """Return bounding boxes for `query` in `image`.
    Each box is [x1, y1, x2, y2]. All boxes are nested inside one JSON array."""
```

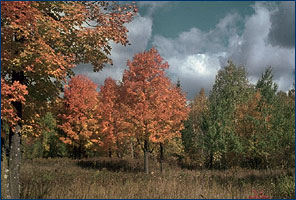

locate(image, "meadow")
[[2, 157, 294, 199]]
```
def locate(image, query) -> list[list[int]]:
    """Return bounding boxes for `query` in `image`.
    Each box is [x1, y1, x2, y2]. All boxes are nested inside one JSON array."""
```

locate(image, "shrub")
[[272, 175, 295, 199]]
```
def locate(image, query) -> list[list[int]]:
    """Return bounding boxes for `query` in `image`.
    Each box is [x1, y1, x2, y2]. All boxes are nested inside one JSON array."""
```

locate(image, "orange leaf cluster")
[[98, 78, 124, 148], [1, 78, 28, 129]]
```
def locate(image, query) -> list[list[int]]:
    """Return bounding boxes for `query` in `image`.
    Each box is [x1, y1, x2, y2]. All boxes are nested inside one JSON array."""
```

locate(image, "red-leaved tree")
[[122, 48, 189, 173], [59, 75, 100, 159]]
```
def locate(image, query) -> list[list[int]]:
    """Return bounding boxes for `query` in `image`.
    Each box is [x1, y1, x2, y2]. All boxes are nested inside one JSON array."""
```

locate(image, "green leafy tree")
[[207, 61, 250, 168], [235, 90, 272, 168], [22, 112, 68, 159], [181, 88, 209, 168]]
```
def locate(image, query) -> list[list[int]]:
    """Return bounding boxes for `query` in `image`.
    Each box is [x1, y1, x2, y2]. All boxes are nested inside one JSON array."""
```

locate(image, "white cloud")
[[164, 53, 223, 99], [152, 13, 239, 98]]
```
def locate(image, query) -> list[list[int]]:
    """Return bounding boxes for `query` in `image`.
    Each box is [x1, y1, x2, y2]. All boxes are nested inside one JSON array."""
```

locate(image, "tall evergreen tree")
[[256, 67, 278, 104]]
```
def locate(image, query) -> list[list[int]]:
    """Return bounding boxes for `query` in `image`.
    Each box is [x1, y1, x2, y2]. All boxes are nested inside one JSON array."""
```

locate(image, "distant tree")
[[235, 91, 272, 168], [181, 88, 209, 164], [207, 61, 250, 168], [256, 67, 278, 105], [22, 112, 67, 159], [176, 78, 181, 88], [271, 90, 295, 168]]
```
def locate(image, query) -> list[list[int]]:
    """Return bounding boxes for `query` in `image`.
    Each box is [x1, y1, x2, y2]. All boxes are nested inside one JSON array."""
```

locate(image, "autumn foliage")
[[235, 91, 271, 138], [120, 48, 189, 172], [122, 48, 188, 145], [59, 75, 100, 157], [1, 78, 28, 129], [97, 78, 132, 155], [1, 2, 294, 199], [56, 49, 189, 165]]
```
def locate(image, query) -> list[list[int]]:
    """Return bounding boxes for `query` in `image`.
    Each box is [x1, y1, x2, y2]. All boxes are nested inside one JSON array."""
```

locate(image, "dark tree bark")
[[108, 147, 112, 158], [143, 140, 149, 174]]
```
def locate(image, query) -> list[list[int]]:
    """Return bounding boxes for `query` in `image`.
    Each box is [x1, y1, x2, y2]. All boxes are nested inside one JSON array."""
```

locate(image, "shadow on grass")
[[209, 168, 294, 186], [76, 157, 144, 172]]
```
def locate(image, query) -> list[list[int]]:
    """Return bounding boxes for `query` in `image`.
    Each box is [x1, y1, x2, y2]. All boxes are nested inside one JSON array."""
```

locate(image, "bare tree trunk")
[[144, 140, 149, 174], [7, 126, 21, 199], [116, 139, 122, 158], [159, 143, 164, 173]]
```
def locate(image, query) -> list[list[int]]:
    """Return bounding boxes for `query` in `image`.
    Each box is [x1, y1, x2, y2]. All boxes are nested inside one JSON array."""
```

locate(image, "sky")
[[74, 1, 295, 100]]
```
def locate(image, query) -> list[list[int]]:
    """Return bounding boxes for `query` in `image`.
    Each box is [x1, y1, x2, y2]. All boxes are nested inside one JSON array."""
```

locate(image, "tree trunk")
[[209, 152, 213, 169], [78, 143, 83, 159], [5, 71, 25, 199], [116, 139, 122, 158], [159, 143, 164, 173], [144, 140, 149, 174], [108, 147, 112, 158], [130, 141, 134, 159], [7, 127, 21, 199]]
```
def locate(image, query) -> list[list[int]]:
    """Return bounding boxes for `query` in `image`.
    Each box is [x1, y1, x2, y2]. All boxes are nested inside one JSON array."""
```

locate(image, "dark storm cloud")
[[268, 1, 295, 48], [224, 2, 295, 92]]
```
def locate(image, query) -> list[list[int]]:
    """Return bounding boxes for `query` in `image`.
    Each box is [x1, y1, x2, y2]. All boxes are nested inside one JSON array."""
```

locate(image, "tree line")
[[182, 63, 295, 169]]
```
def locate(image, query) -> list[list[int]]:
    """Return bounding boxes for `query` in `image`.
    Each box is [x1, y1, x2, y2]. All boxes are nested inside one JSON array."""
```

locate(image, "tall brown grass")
[[1, 157, 295, 199]]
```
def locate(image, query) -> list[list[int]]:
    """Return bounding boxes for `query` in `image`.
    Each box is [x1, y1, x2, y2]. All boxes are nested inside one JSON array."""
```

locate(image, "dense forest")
[[1, 1, 295, 199]]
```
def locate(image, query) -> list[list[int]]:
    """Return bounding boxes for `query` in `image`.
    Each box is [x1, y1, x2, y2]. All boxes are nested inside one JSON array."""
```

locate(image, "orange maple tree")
[[59, 75, 100, 158], [122, 48, 189, 173]]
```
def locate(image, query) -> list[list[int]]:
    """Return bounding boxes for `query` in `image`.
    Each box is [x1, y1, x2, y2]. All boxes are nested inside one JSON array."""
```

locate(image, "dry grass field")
[[1, 157, 295, 199]]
